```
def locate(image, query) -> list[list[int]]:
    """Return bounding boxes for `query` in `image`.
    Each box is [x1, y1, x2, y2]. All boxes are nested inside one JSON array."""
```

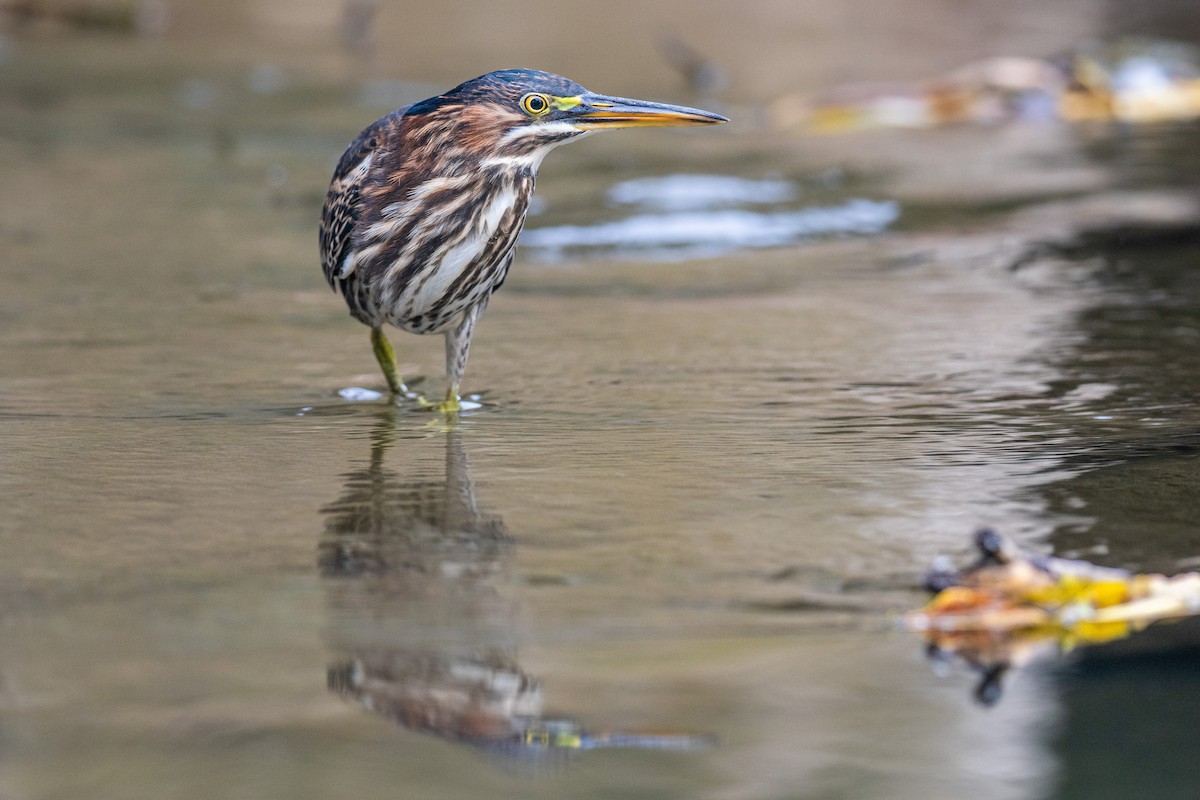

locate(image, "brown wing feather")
[[318, 109, 406, 290]]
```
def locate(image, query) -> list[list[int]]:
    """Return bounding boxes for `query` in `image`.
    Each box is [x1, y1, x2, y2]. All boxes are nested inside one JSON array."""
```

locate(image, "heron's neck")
[[476, 125, 592, 175], [476, 141, 562, 175]]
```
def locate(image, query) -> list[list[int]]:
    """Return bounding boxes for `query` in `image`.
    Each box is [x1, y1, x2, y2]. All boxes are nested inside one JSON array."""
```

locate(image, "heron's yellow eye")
[[520, 93, 551, 116]]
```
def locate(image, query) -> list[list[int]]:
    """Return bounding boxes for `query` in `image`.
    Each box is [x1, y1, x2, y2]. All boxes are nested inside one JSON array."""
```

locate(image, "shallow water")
[[3, 6, 1200, 799]]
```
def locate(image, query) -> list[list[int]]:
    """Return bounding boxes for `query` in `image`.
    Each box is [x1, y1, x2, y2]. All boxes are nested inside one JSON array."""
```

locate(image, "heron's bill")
[[571, 94, 728, 129]]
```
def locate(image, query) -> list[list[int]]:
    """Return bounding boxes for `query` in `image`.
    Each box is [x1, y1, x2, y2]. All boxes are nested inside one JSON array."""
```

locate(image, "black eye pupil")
[[528, 96, 545, 112]]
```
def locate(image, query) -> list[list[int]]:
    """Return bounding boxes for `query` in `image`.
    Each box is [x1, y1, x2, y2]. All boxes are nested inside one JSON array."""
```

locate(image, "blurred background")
[[2, 2, 1200, 799]]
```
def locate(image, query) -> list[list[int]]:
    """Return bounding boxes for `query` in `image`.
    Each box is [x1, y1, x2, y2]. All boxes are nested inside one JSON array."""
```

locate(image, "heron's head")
[[405, 69, 727, 169]]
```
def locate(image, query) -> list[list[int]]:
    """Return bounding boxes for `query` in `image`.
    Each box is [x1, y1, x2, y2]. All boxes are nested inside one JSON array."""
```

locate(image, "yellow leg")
[[436, 383, 462, 414], [370, 327, 407, 396]]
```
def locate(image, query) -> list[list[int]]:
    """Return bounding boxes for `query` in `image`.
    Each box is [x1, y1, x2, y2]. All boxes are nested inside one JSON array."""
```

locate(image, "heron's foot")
[[392, 387, 428, 405], [383, 374, 411, 397], [408, 382, 486, 413], [436, 398, 462, 414], [411, 398, 460, 413], [414, 384, 484, 414], [434, 388, 462, 414], [407, 388, 457, 413]]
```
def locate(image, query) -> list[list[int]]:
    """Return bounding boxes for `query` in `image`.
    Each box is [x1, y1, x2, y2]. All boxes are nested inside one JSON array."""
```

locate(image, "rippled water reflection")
[[522, 197, 900, 261], [522, 173, 900, 261], [2, 9, 1200, 800]]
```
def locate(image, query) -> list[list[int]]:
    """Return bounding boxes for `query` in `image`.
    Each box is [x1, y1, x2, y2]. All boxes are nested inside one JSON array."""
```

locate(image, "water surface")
[[2, 7, 1200, 799]]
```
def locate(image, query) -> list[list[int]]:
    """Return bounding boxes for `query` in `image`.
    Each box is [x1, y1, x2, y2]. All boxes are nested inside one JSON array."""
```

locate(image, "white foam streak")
[[607, 174, 797, 211], [521, 199, 900, 261]]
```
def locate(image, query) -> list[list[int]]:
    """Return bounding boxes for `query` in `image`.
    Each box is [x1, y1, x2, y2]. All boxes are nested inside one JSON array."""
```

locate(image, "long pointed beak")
[[570, 93, 728, 129]]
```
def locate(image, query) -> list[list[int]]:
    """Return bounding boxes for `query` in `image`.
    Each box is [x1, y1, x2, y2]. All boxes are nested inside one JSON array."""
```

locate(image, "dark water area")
[[3, 2, 1200, 799], [1043, 239, 1200, 571], [1052, 629, 1200, 800]]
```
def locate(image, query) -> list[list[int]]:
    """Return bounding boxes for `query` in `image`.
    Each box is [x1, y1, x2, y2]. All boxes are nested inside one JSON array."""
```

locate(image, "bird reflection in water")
[[319, 411, 710, 760]]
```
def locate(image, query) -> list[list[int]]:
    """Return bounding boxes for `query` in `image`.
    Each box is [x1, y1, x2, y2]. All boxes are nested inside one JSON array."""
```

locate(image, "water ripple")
[[522, 199, 900, 261]]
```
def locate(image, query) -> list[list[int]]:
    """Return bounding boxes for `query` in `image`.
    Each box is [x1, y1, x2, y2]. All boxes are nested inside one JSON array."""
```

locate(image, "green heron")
[[320, 69, 727, 411]]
